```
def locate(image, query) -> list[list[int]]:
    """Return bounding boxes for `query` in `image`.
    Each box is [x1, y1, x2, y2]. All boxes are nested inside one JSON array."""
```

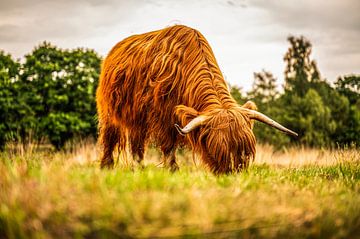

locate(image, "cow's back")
[[97, 25, 202, 126]]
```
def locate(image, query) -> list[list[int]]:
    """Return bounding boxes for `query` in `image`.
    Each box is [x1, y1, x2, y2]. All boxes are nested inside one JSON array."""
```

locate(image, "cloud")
[[250, 0, 360, 30], [0, 0, 359, 88]]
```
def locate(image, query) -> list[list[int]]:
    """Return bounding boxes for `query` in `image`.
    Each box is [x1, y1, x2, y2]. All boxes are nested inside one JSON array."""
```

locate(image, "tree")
[[335, 75, 360, 105], [284, 36, 321, 97], [246, 70, 288, 145], [21, 42, 101, 149], [280, 35, 352, 147], [230, 85, 245, 104], [0, 51, 36, 150], [286, 89, 334, 146], [334, 75, 360, 145], [247, 70, 278, 106], [0, 51, 21, 150]]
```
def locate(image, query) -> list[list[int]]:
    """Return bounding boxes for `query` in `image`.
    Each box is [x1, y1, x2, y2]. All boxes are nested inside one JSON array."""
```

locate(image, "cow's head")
[[175, 101, 297, 174]]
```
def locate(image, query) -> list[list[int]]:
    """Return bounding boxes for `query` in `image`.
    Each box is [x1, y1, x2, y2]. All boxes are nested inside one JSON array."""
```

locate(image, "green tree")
[[0, 51, 20, 149], [284, 36, 321, 97], [230, 85, 246, 104], [334, 75, 360, 145], [247, 70, 278, 105], [0, 50, 40, 150], [280, 35, 354, 147], [21, 42, 101, 149], [245, 70, 289, 145], [335, 75, 360, 105]]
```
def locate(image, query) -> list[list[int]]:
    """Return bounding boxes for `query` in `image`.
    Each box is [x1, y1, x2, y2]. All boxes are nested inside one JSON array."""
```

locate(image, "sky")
[[0, 0, 359, 91]]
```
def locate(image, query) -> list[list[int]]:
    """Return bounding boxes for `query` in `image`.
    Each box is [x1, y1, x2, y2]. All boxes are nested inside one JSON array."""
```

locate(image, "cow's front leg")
[[161, 149, 179, 172]]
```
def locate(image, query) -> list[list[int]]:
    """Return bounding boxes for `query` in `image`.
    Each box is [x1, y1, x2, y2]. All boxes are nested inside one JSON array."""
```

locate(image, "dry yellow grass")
[[254, 144, 359, 167], [1, 142, 359, 238], [66, 142, 359, 169]]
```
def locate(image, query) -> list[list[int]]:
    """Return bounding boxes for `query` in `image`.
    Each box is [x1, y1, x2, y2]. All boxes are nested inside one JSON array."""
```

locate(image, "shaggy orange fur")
[[96, 25, 256, 174]]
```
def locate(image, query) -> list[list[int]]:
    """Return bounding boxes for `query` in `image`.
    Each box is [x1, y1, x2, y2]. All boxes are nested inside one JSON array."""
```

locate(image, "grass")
[[0, 143, 360, 238]]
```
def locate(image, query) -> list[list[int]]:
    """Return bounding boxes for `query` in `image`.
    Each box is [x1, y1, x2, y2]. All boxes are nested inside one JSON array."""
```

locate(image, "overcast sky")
[[1, 0, 359, 90]]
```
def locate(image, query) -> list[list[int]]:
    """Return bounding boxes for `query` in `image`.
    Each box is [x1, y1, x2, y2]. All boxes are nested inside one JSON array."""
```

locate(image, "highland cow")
[[96, 25, 297, 174]]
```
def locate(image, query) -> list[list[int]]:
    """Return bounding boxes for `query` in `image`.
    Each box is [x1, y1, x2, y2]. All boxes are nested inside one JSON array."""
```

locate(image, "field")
[[1, 143, 360, 238]]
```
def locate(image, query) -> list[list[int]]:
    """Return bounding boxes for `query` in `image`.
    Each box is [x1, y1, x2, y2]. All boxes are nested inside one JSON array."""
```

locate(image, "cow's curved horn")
[[239, 108, 298, 137], [174, 115, 210, 135]]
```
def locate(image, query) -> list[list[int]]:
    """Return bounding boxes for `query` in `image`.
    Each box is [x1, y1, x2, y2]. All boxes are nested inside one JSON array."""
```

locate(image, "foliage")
[[229, 85, 245, 104], [247, 70, 279, 104], [0, 43, 101, 150], [283, 36, 321, 97], [335, 75, 360, 105], [245, 70, 287, 145], [233, 36, 359, 148], [0, 51, 23, 150]]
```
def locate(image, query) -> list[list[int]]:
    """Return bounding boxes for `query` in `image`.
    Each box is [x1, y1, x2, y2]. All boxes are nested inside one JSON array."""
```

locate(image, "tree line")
[[231, 36, 359, 148], [0, 42, 100, 150], [0, 37, 359, 150]]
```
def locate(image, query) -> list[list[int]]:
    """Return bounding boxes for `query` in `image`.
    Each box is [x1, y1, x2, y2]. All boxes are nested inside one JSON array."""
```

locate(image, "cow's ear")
[[241, 100, 257, 110], [240, 101, 257, 129], [174, 105, 200, 127]]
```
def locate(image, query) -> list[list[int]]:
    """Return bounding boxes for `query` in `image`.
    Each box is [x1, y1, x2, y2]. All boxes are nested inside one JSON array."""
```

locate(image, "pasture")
[[1, 143, 359, 238]]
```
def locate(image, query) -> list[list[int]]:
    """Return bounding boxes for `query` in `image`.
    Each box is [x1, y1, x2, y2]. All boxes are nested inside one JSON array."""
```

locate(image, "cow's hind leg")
[[99, 123, 119, 168]]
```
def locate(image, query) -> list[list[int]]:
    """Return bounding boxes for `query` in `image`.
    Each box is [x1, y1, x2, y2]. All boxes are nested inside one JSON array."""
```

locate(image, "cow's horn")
[[174, 115, 210, 135], [239, 108, 298, 137]]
